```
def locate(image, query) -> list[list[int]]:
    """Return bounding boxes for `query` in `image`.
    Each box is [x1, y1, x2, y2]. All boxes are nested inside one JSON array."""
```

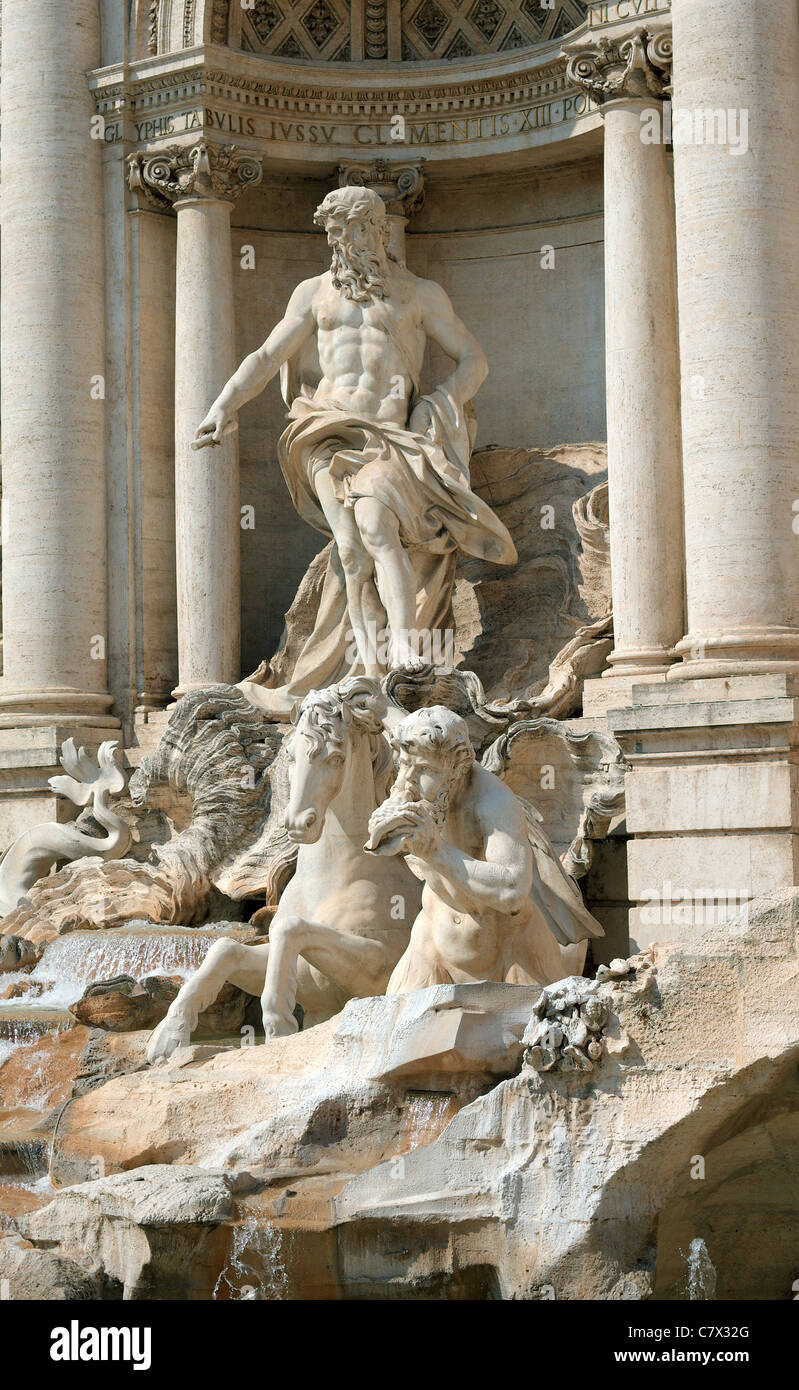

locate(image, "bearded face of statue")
[[328, 211, 390, 302], [364, 708, 474, 855], [392, 747, 453, 816], [314, 188, 392, 303]]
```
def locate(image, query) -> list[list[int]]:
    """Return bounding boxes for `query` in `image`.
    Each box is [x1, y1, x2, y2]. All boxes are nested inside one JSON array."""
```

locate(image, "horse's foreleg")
[[147, 938, 270, 1062], [261, 916, 389, 1039]]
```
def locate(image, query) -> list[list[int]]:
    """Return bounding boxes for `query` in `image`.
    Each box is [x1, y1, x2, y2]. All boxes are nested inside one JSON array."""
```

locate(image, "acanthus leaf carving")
[[564, 24, 671, 107], [338, 159, 426, 218], [127, 140, 263, 209]]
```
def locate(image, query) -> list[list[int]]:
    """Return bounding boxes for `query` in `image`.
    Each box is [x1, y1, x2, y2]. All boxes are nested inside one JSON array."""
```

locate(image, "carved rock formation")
[[69, 974, 252, 1036], [12, 890, 799, 1300]]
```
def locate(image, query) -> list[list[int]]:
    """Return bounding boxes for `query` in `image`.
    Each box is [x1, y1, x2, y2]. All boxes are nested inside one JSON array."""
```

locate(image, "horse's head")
[[284, 677, 389, 844]]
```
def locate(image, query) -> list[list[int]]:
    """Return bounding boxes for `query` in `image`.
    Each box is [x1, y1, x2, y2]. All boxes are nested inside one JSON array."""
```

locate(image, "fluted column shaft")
[[0, 0, 115, 725], [128, 143, 262, 695], [567, 28, 684, 678], [173, 194, 241, 693], [669, 0, 799, 677]]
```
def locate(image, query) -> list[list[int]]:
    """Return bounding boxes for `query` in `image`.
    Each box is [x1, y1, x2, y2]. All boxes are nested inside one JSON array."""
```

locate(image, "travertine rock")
[[372, 982, 542, 1081], [14, 891, 799, 1300], [334, 891, 799, 1299], [0, 1241, 100, 1301], [0, 935, 42, 975], [18, 1167, 237, 1300], [69, 975, 250, 1036]]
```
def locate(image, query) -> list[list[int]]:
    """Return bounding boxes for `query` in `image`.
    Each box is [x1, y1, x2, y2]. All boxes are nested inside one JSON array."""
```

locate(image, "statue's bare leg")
[[260, 914, 391, 1038], [147, 938, 270, 1062], [314, 468, 385, 675], [353, 497, 423, 671]]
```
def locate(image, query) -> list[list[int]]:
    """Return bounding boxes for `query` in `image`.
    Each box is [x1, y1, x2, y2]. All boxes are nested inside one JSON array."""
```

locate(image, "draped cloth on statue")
[[239, 379, 517, 720]]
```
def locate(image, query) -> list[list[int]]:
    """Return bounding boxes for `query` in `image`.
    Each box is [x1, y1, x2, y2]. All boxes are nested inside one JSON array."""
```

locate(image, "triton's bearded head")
[[314, 185, 395, 303], [390, 707, 474, 815], [365, 705, 475, 856]]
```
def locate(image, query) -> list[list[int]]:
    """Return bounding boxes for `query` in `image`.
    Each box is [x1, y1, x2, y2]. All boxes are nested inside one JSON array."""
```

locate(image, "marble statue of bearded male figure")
[[193, 185, 516, 720], [365, 706, 603, 991]]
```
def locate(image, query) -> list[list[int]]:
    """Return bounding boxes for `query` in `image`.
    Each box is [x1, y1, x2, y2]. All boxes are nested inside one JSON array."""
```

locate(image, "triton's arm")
[[409, 824, 532, 918], [193, 277, 319, 449]]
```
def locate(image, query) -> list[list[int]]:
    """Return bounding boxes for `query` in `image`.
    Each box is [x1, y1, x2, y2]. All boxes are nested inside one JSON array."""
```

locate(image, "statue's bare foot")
[[261, 1006, 299, 1040], [147, 1012, 190, 1063], [389, 636, 427, 673]]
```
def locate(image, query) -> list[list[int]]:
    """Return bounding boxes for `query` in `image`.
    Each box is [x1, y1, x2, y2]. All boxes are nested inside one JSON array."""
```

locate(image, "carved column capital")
[[564, 25, 672, 107], [128, 141, 263, 211], [337, 160, 426, 220]]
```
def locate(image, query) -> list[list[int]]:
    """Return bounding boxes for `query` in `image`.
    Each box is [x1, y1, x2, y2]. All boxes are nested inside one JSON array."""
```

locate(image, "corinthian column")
[[566, 27, 685, 678], [128, 143, 262, 695], [0, 0, 116, 726], [668, 0, 799, 677]]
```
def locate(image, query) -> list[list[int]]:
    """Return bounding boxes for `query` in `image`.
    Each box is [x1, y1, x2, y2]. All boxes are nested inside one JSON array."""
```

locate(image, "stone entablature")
[[95, 3, 671, 167], [93, 43, 596, 166]]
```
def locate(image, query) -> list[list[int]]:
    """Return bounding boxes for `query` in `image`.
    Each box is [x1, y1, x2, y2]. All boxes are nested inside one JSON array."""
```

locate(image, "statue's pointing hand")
[[191, 405, 237, 451]]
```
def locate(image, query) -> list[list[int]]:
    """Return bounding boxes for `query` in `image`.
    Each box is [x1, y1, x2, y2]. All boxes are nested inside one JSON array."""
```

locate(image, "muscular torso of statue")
[[314, 272, 425, 425]]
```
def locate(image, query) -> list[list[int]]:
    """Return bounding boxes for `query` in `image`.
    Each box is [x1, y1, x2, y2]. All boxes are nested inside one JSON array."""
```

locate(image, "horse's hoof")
[[147, 1016, 189, 1062], [262, 1009, 298, 1040]]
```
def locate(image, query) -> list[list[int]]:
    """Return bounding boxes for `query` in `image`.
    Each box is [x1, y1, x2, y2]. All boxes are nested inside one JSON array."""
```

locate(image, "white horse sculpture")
[[0, 739, 132, 917], [147, 677, 420, 1060]]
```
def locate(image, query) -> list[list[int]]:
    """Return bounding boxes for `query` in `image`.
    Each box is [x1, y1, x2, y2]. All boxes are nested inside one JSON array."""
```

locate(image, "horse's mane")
[[292, 676, 394, 798]]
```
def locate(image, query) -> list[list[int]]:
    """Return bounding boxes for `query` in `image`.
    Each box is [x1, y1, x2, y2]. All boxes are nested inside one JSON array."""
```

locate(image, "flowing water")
[[683, 1237, 717, 1300], [0, 1011, 76, 1110], [0, 926, 227, 1013], [212, 1217, 290, 1300], [403, 1092, 457, 1152], [0, 926, 252, 1107]]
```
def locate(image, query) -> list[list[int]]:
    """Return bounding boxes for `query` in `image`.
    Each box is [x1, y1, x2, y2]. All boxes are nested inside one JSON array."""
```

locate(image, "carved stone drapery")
[[128, 141, 263, 210]]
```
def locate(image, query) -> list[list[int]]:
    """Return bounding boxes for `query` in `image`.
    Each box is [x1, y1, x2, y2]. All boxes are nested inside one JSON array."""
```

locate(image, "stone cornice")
[[127, 140, 263, 209], [90, 9, 667, 167], [92, 42, 602, 166], [564, 23, 672, 106], [92, 42, 577, 118]]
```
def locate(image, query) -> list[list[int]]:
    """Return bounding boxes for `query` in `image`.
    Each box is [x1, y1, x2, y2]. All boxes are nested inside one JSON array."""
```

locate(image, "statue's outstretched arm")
[[419, 279, 488, 408], [193, 278, 318, 448]]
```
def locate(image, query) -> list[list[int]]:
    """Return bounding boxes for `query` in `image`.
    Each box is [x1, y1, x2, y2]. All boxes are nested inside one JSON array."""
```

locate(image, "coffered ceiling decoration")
[[399, 0, 588, 62], [160, 0, 589, 62], [241, 0, 352, 61]]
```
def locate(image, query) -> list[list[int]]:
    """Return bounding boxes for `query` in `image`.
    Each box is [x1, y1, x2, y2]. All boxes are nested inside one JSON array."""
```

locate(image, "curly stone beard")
[[330, 237, 391, 303], [368, 756, 469, 849]]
